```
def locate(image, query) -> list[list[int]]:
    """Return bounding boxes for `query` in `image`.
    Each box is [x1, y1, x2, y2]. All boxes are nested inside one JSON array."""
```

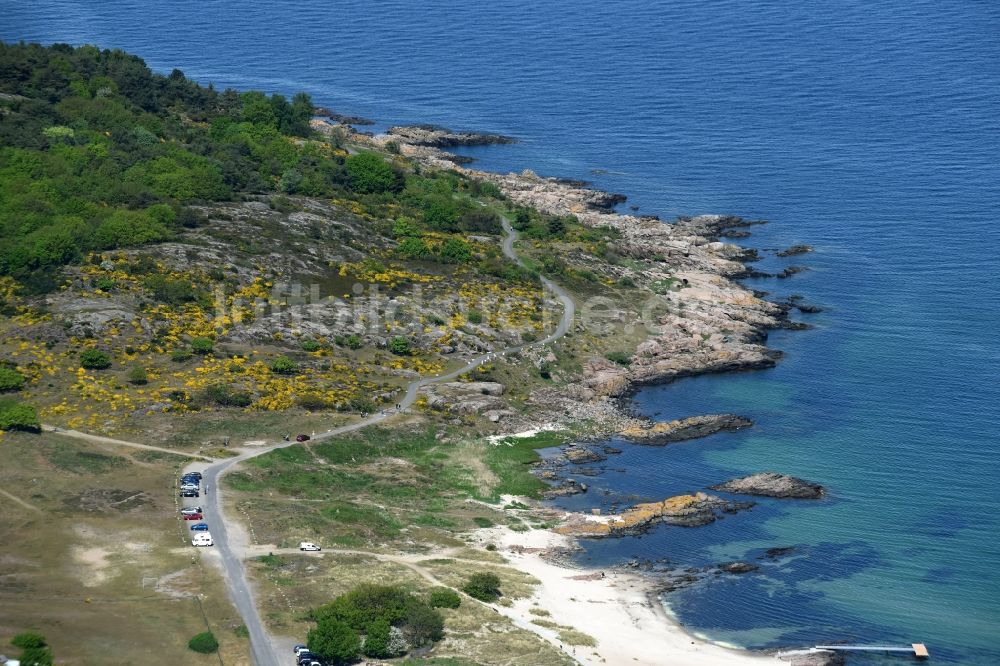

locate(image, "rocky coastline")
[[313, 115, 825, 658]]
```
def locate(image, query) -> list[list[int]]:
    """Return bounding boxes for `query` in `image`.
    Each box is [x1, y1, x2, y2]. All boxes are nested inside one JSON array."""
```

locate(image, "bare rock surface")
[[620, 414, 753, 444], [555, 492, 754, 538], [711, 472, 825, 499], [387, 124, 516, 147]]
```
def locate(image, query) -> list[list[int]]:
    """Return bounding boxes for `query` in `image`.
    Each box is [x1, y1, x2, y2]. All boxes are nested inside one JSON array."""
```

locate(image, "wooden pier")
[[813, 643, 929, 659]]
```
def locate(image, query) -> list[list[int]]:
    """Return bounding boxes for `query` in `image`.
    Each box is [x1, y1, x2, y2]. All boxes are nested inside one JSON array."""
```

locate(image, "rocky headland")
[[619, 414, 754, 445], [554, 493, 755, 538]]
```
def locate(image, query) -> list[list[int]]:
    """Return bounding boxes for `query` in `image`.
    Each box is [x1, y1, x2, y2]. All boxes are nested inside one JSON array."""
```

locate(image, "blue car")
[[190, 523, 209, 531]]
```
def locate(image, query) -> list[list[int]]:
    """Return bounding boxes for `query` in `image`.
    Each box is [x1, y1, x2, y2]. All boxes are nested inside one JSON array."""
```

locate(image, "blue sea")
[[5, 1, 999, 662]]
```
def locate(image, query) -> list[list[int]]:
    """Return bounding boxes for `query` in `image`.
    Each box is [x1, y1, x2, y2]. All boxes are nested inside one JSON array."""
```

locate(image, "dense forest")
[[0, 42, 526, 293]]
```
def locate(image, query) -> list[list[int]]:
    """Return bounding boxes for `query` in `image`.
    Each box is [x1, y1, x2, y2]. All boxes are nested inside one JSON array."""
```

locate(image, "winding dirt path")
[[189, 218, 576, 666]]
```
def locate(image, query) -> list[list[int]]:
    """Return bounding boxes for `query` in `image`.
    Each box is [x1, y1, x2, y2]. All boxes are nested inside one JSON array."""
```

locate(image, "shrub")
[[203, 383, 252, 408], [388, 337, 411, 356], [438, 237, 472, 263], [12, 631, 52, 666], [460, 208, 501, 234], [397, 236, 431, 259], [605, 351, 632, 366], [127, 365, 148, 385], [428, 587, 462, 609], [346, 152, 403, 194], [0, 366, 26, 392], [79, 349, 112, 369], [191, 337, 214, 354], [170, 349, 193, 362], [187, 631, 219, 654], [270, 355, 298, 374], [344, 334, 364, 349], [297, 394, 333, 411], [463, 572, 502, 602], [467, 309, 483, 325], [300, 339, 322, 352]]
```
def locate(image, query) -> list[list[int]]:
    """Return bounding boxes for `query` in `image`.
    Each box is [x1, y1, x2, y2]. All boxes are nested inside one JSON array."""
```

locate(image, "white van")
[[299, 541, 321, 551], [192, 533, 213, 547]]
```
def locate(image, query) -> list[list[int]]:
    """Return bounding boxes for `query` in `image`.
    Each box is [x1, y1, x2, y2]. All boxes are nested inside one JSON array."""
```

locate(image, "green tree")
[[438, 237, 472, 263], [187, 631, 219, 654], [422, 194, 459, 231], [79, 349, 112, 369], [404, 602, 445, 646], [308, 618, 361, 665], [362, 618, 392, 658], [388, 337, 411, 356], [462, 572, 502, 602], [0, 366, 26, 392], [346, 152, 402, 194]]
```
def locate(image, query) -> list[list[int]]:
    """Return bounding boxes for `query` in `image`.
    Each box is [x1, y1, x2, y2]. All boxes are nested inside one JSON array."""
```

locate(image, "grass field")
[[0, 430, 249, 665]]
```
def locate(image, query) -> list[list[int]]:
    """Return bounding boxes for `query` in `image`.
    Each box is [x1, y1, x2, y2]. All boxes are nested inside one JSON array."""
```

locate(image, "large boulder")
[[711, 472, 825, 499]]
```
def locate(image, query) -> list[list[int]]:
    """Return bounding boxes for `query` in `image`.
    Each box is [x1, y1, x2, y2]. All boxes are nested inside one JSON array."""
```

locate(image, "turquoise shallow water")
[[4, 1, 1000, 662]]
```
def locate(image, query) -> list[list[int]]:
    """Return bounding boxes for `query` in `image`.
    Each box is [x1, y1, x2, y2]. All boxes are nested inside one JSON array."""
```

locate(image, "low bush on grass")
[[127, 365, 148, 385], [0, 366, 26, 392], [428, 587, 461, 609], [0, 398, 41, 432], [79, 349, 112, 369], [270, 355, 298, 374], [605, 350, 632, 366], [462, 572, 502, 602], [191, 337, 214, 354], [187, 631, 219, 654], [202, 383, 252, 407], [11, 631, 53, 666]]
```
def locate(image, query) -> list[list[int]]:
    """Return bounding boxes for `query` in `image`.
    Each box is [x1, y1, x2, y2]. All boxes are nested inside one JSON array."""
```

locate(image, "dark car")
[[295, 434, 311, 442], [180, 489, 200, 498], [190, 523, 209, 531], [293, 645, 308, 655], [296, 652, 316, 665], [183, 513, 204, 520], [181, 475, 200, 483], [186, 471, 203, 480]]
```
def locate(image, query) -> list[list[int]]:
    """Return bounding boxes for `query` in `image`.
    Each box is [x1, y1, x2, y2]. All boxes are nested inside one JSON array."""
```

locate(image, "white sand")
[[477, 525, 774, 666]]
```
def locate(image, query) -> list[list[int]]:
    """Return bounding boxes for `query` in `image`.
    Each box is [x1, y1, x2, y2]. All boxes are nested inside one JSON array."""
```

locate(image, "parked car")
[[293, 645, 308, 656], [180, 506, 203, 515], [190, 523, 209, 531], [296, 652, 316, 666], [185, 471, 203, 479], [180, 490, 199, 498], [295, 434, 310, 442], [299, 541, 321, 552], [181, 476, 200, 484], [183, 513, 204, 520], [180, 483, 199, 491], [192, 533, 213, 547]]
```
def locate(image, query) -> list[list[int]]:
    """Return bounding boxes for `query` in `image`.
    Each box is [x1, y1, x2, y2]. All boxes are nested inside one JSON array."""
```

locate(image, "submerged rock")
[[711, 472, 825, 499], [776, 244, 814, 257], [619, 414, 753, 445]]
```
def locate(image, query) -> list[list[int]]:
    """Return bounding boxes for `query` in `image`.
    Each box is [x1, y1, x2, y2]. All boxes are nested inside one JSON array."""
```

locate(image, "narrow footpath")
[[189, 218, 575, 666]]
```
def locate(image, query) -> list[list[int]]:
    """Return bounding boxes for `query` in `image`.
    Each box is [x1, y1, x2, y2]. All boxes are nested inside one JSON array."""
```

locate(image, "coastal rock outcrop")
[[776, 244, 813, 257], [555, 492, 754, 538], [387, 124, 516, 147], [619, 414, 753, 445], [711, 472, 825, 499]]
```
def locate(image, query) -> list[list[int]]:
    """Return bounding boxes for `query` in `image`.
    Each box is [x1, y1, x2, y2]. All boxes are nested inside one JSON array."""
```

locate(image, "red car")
[[183, 512, 204, 520], [295, 434, 310, 442]]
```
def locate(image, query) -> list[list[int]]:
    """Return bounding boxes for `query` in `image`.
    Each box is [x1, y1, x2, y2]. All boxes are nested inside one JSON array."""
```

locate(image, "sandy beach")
[[474, 522, 774, 666]]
